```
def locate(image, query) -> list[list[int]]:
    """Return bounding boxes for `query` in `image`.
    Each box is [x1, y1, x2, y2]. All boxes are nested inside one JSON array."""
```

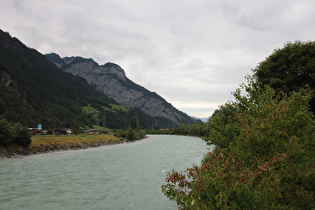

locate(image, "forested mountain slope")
[[0, 30, 157, 129]]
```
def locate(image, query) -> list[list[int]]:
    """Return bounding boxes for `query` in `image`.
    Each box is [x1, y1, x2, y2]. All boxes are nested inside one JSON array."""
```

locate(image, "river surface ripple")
[[0, 135, 212, 210]]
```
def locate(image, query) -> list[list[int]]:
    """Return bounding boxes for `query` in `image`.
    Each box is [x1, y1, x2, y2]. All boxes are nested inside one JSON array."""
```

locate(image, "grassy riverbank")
[[0, 134, 126, 158], [31, 134, 123, 147]]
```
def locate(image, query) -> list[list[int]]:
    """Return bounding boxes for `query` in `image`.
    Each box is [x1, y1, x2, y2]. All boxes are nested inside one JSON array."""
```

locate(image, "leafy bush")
[[114, 128, 146, 141], [0, 119, 12, 145], [10, 123, 31, 147], [162, 83, 315, 209], [253, 41, 315, 113], [113, 129, 126, 138], [71, 124, 82, 135], [0, 119, 31, 146], [46, 128, 53, 135], [232, 85, 314, 161], [205, 102, 239, 153], [126, 128, 139, 141], [163, 149, 314, 209]]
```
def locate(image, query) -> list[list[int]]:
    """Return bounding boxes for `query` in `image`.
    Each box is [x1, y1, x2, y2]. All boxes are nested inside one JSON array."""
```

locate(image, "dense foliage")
[[0, 119, 31, 147], [253, 41, 315, 113], [163, 84, 314, 209], [71, 124, 82, 135], [146, 122, 209, 137], [114, 128, 146, 141], [162, 42, 315, 209]]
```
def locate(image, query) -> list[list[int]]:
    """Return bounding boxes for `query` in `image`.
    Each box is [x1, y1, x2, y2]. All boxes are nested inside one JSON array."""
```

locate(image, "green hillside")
[[0, 30, 153, 129]]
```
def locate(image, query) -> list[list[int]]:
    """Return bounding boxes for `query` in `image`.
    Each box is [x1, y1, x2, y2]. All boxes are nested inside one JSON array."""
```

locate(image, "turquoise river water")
[[0, 135, 212, 210]]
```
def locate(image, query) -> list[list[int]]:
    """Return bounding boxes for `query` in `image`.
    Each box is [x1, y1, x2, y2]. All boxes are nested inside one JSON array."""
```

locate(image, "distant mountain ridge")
[[0, 30, 167, 129], [191, 116, 209, 123], [45, 53, 199, 127]]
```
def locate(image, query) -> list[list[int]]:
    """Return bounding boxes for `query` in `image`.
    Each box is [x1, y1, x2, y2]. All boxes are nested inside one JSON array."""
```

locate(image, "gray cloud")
[[1, 0, 315, 117]]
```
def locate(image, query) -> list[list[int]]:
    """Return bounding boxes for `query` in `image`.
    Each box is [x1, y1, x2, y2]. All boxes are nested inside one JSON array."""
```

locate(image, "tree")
[[253, 41, 315, 113], [162, 85, 315, 209], [71, 124, 82, 135], [10, 123, 31, 147], [130, 118, 138, 129], [0, 119, 12, 145], [113, 129, 126, 138], [161, 43, 315, 208], [46, 128, 53, 135], [126, 128, 139, 141], [0, 120, 31, 146], [205, 102, 239, 153], [114, 128, 145, 141]]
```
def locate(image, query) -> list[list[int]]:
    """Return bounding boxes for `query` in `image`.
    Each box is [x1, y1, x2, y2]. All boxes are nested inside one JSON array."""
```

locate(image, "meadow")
[[0, 134, 126, 158], [30, 133, 123, 147]]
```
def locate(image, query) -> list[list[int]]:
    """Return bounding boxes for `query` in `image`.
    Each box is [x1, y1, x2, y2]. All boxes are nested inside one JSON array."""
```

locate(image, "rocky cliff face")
[[0, 71, 20, 95], [45, 53, 198, 126]]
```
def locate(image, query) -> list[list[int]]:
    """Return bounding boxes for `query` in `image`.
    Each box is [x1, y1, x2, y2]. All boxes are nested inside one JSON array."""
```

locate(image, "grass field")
[[30, 133, 123, 147], [0, 134, 126, 157]]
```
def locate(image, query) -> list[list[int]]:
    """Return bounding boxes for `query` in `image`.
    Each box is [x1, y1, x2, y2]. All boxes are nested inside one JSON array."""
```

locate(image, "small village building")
[[28, 128, 42, 135], [53, 128, 67, 135], [83, 129, 100, 134], [89, 129, 100, 134], [65, 128, 72, 135]]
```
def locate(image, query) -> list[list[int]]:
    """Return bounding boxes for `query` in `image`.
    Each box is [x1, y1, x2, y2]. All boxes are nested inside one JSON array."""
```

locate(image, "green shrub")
[[0, 120, 31, 146], [10, 123, 31, 147], [0, 119, 12, 145], [46, 128, 53, 135], [163, 150, 314, 209], [162, 85, 315, 209], [126, 128, 138, 141], [114, 129, 125, 138], [205, 102, 239, 153], [71, 124, 82, 135], [114, 128, 146, 141]]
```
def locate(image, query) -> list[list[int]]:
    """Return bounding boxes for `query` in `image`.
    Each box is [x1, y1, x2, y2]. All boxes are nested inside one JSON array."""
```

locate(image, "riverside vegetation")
[[0, 119, 31, 150], [0, 117, 146, 158], [162, 41, 315, 209], [0, 128, 145, 158]]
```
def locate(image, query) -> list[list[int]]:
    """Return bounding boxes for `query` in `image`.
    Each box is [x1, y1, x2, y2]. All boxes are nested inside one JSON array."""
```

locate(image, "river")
[[0, 135, 212, 210]]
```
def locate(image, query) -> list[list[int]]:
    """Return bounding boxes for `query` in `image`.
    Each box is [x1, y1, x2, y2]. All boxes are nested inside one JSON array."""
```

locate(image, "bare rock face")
[[45, 53, 197, 126], [0, 71, 20, 95]]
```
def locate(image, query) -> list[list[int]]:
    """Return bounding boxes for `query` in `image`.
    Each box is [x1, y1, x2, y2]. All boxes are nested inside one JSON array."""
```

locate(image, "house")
[[28, 128, 42, 135], [65, 128, 72, 135], [53, 128, 67, 135], [83, 129, 100, 134], [89, 129, 100, 134]]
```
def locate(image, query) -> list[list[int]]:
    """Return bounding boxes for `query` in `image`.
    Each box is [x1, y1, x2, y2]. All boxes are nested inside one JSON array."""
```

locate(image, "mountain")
[[0, 30, 199, 129], [191, 116, 209, 123], [0, 30, 160, 129], [45, 53, 200, 127]]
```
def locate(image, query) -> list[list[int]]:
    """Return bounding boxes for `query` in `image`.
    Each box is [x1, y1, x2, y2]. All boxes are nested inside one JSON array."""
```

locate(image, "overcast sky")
[[1, 0, 314, 118]]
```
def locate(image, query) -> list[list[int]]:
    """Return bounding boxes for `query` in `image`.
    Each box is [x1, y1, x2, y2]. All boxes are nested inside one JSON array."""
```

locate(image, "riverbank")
[[0, 134, 128, 158]]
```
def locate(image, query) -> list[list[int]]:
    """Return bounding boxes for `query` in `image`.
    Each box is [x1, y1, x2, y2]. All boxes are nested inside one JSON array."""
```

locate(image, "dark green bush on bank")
[[0, 119, 12, 145], [0, 119, 31, 147], [114, 128, 146, 141]]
